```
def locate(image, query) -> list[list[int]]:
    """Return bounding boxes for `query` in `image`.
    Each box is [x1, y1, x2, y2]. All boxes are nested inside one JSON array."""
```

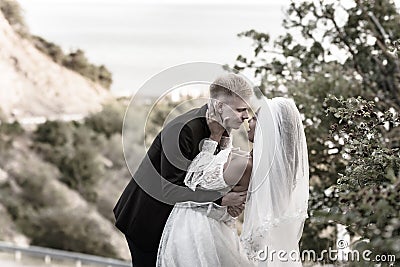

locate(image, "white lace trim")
[[184, 138, 232, 191], [240, 209, 309, 261], [219, 136, 232, 149]]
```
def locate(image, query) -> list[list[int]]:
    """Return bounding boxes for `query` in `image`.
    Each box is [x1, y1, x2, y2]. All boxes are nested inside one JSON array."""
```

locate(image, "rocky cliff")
[[0, 11, 112, 121]]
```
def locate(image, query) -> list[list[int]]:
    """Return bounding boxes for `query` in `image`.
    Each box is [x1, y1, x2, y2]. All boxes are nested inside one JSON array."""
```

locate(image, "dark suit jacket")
[[113, 104, 223, 252]]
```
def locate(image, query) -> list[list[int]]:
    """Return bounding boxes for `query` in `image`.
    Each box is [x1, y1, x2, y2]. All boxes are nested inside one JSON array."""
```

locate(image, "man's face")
[[219, 96, 249, 130]]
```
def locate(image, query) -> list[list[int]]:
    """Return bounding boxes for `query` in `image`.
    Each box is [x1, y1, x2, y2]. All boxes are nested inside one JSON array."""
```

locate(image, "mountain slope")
[[0, 12, 112, 120], [0, 6, 131, 260], [0, 135, 129, 259]]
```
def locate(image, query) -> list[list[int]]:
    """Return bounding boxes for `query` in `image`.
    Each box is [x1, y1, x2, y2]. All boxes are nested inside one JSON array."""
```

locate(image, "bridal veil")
[[241, 97, 309, 266]]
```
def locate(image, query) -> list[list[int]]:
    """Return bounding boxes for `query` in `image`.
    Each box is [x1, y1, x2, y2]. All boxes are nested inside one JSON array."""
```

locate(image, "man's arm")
[[160, 123, 223, 204], [159, 121, 247, 208]]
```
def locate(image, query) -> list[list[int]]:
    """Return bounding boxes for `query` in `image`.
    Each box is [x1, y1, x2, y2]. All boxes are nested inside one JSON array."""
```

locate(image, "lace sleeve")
[[184, 137, 232, 191]]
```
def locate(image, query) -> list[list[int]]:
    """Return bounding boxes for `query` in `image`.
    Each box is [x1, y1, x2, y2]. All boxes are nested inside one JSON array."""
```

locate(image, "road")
[[9, 114, 85, 126], [0, 253, 95, 267]]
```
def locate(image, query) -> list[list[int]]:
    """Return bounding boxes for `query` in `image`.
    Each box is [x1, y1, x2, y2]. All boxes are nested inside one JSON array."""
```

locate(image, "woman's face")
[[247, 109, 259, 143]]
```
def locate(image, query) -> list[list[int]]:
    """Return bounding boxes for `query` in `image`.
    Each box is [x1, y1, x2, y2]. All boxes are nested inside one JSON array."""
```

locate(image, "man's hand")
[[220, 190, 247, 206], [206, 102, 230, 142], [207, 118, 225, 142], [227, 204, 245, 217]]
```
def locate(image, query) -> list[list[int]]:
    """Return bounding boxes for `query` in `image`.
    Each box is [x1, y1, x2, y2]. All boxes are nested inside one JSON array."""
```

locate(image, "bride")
[[157, 97, 309, 266]]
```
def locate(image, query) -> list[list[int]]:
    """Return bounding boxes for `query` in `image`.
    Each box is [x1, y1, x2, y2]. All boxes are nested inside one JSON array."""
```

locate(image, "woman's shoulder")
[[230, 151, 252, 171], [225, 150, 252, 188], [231, 148, 251, 157]]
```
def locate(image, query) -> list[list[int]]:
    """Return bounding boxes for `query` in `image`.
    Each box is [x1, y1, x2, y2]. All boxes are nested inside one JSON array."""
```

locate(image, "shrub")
[[21, 207, 118, 258], [34, 121, 104, 202], [0, 121, 24, 136], [34, 120, 74, 147], [62, 49, 112, 89], [58, 145, 103, 202], [85, 103, 124, 138], [325, 96, 400, 266], [31, 36, 64, 64], [0, 0, 28, 36], [1, 154, 119, 258]]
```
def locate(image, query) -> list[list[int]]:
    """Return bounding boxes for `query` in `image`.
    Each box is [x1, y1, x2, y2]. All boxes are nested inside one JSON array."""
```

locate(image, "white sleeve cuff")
[[200, 139, 218, 153]]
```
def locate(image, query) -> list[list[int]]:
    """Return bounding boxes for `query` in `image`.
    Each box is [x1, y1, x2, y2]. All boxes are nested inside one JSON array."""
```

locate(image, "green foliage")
[[326, 96, 399, 189], [31, 39, 113, 89], [62, 49, 113, 89], [34, 120, 74, 147], [235, 0, 400, 110], [0, 121, 24, 136], [22, 207, 118, 258], [34, 121, 102, 201], [0, 0, 28, 36], [31, 39, 112, 89], [85, 103, 125, 138], [0, 121, 24, 161], [32, 103, 135, 204], [99, 133, 125, 169], [324, 96, 400, 265], [3, 155, 61, 211], [31, 36, 64, 64], [0, 106, 6, 122], [0, 101, 143, 257], [0, 154, 119, 258], [233, 0, 400, 263], [60, 129, 103, 201]]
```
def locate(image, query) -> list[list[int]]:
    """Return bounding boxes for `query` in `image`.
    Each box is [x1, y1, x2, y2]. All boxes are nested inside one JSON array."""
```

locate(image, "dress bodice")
[[184, 137, 234, 192]]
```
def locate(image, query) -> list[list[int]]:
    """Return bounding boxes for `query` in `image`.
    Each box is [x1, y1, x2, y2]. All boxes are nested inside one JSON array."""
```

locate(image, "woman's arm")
[[223, 154, 252, 190]]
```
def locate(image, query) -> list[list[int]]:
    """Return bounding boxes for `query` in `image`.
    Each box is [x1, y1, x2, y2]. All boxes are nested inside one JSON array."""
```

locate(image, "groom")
[[113, 74, 253, 267]]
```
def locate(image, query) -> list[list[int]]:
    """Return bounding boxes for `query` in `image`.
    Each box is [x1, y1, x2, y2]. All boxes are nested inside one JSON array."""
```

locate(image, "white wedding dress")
[[157, 97, 309, 267], [156, 138, 254, 267]]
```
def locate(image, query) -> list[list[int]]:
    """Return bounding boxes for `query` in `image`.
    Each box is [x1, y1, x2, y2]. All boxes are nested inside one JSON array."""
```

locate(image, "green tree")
[[325, 96, 399, 266], [232, 0, 400, 263], [235, 0, 400, 110]]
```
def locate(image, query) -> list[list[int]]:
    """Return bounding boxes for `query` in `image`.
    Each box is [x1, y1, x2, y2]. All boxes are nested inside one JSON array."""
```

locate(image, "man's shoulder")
[[164, 104, 207, 130]]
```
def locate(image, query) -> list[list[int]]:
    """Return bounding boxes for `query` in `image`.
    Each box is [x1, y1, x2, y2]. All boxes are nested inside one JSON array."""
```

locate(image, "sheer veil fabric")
[[241, 97, 310, 266]]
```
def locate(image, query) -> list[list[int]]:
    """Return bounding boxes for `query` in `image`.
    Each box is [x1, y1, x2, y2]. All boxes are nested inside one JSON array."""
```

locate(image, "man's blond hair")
[[209, 74, 253, 100]]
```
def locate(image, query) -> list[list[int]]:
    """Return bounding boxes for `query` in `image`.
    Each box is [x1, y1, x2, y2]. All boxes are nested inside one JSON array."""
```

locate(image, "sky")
[[17, 0, 290, 96], [19, 0, 286, 5]]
